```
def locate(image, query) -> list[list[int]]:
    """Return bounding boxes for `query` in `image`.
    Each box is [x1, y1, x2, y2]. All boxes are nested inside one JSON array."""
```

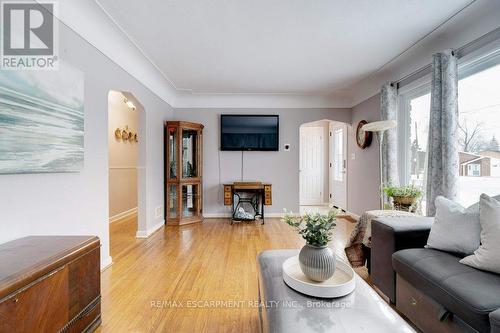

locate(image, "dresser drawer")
[[0, 266, 69, 332], [0, 236, 101, 333]]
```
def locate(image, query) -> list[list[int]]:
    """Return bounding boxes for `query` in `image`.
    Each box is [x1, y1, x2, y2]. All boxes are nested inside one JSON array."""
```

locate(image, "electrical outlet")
[[155, 206, 163, 219]]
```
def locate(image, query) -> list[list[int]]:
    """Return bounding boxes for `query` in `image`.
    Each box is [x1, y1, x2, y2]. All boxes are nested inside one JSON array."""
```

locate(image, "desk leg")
[[230, 192, 234, 225], [261, 193, 265, 225]]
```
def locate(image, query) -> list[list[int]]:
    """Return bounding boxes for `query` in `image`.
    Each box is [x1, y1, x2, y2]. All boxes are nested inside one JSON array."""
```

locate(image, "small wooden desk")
[[223, 182, 272, 224]]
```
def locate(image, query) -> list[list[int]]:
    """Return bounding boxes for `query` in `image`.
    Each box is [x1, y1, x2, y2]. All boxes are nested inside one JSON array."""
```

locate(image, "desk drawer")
[[224, 186, 232, 192], [224, 198, 232, 205]]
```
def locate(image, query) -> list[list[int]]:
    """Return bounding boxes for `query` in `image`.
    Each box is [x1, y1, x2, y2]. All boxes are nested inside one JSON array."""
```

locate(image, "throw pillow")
[[460, 194, 500, 274], [426, 196, 481, 255]]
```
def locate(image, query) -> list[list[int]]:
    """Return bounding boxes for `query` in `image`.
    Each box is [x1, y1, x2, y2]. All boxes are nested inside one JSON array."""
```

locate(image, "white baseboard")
[[203, 213, 231, 218], [101, 255, 113, 272], [109, 207, 137, 224], [136, 220, 165, 238]]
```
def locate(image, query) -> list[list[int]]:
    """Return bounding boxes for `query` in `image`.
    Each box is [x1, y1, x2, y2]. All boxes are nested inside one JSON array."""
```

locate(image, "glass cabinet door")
[[182, 184, 199, 217], [182, 129, 198, 178], [168, 127, 177, 179], [168, 184, 178, 219]]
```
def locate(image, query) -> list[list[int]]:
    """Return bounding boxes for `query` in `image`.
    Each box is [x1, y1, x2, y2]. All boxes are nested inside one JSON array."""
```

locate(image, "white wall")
[[0, 21, 173, 268], [108, 91, 139, 220], [173, 108, 351, 216]]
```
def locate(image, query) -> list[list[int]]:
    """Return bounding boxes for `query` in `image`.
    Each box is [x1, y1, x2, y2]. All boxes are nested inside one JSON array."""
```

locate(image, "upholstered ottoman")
[[371, 216, 433, 303]]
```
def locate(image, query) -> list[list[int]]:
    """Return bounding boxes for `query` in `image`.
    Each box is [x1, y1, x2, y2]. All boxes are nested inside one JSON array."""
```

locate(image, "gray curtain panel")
[[426, 50, 459, 216], [380, 83, 399, 188]]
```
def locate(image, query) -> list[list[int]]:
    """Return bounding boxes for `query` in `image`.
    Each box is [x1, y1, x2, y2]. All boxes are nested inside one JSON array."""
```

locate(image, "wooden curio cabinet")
[[165, 121, 204, 225]]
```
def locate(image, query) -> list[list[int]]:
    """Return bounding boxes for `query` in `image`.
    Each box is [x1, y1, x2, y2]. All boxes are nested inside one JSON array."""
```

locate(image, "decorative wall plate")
[[114, 128, 122, 140], [121, 129, 129, 141], [134, 133, 138, 142]]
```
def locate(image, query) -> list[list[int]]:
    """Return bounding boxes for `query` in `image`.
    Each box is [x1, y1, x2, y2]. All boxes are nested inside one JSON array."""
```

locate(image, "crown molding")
[[174, 90, 353, 109]]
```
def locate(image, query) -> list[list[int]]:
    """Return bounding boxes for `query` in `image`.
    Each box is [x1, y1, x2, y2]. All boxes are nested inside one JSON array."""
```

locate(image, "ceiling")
[[95, 0, 474, 101]]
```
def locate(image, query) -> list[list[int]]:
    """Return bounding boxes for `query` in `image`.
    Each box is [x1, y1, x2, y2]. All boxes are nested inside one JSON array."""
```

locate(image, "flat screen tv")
[[220, 115, 279, 151]]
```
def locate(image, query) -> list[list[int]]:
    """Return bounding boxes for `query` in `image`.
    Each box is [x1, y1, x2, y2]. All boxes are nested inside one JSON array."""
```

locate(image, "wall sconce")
[[123, 98, 136, 111]]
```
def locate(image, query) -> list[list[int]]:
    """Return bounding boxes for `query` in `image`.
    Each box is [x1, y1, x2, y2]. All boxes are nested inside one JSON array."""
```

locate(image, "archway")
[[107, 90, 147, 258], [299, 119, 348, 214]]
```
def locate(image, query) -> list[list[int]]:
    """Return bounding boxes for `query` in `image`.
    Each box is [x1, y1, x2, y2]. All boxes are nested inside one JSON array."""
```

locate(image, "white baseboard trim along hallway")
[[109, 207, 137, 224], [136, 220, 165, 238]]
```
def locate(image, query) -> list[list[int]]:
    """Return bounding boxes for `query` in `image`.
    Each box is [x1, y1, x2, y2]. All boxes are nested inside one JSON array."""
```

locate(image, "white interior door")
[[329, 123, 347, 210], [300, 126, 324, 205]]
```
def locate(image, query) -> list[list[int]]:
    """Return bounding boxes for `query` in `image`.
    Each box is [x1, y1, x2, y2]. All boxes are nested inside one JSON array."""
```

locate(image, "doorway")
[[299, 120, 348, 214], [108, 90, 145, 258], [329, 122, 348, 210]]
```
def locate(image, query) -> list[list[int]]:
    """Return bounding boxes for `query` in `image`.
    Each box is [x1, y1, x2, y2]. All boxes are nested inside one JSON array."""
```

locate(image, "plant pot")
[[298, 244, 336, 282], [393, 196, 417, 206]]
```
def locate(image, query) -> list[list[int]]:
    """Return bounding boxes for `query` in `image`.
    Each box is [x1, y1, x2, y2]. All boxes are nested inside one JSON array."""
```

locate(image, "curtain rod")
[[395, 26, 500, 89]]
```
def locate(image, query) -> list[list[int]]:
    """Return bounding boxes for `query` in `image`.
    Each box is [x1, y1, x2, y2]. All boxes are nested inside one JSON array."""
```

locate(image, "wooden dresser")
[[0, 236, 101, 333]]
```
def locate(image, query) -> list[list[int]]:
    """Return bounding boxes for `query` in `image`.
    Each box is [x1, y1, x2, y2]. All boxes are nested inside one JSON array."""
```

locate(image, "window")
[[457, 59, 500, 206], [399, 50, 500, 212], [399, 85, 431, 213], [333, 128, 343, 181], [467, 164, 481, 177]]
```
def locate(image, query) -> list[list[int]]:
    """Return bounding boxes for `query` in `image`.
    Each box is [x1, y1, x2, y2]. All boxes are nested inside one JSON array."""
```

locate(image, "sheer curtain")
[[380, 83, 399, 206], [426, 50, 459, 216]]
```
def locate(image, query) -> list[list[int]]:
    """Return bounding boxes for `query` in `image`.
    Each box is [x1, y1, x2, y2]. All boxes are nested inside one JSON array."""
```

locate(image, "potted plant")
[[383, 184, 423, 207], [282, 209, 337, 282]]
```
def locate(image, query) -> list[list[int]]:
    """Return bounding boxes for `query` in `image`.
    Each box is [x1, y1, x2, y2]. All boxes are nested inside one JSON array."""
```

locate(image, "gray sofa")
[[372, 216, 500, 333]]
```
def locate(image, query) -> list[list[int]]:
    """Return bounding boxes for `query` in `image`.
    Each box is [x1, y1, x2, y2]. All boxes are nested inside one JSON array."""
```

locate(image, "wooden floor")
[[98, 216, 366, 332]]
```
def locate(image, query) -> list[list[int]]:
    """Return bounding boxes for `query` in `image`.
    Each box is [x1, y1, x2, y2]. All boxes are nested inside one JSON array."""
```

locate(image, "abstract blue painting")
[[0, 62, 84, 174]]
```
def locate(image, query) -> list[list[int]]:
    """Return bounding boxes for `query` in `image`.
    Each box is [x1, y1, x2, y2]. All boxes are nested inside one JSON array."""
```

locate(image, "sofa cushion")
[[461, 194, 500, 274], [393, 248, 500, 333], [426, 196, 481, 255]]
